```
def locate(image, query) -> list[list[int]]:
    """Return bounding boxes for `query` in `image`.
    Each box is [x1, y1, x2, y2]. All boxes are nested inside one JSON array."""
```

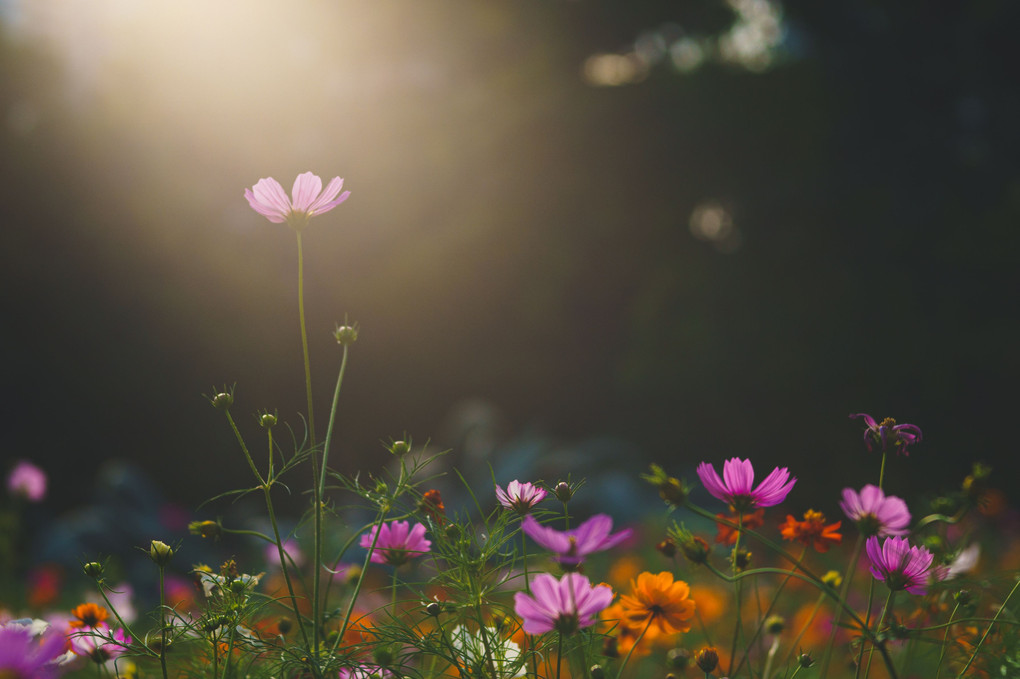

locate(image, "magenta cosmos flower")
[[850, 413, 922, 456], [839, 484, 911, 537], [0, 624, 69, 679], [514, 572, 614, 635], [244, 171, 350, 229], [696, 458, 796, 513], [521, 514, 632, 567], [496, 480, 547, 514], [865, 536, 943, 595], [360, 520, 431, 566], [7, 460, 46, 502]]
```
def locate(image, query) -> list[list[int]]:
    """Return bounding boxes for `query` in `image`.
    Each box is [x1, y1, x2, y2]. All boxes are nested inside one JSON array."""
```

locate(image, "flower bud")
[[333, 322, 359, 346], [590, 666, 605, 679], [83, 561, 104, 579], [667, 648, 691, 669], [554, 482, 573, 502], [277, 617, 292, 635], [389, 440, 410, 456], [733, 548, 752, 571], [259, 412, 278, 429], [372, 644, 395, 667], [211, 391, 233, 411], [149, 540, 174, 566], [765, 614, 785, 635], [694, 647, 719, 673], [425, 601, 441, 617], [656, 538, 677, 559], [798, 652, 815, 668]]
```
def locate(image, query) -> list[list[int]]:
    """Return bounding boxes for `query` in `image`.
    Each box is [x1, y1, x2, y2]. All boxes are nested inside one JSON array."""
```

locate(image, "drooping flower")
[[780, 510, 842, 553], [521, 514, 632, 567], [616, 571, 696, 635], [714, 508, 765, 545], [244, 171, 350, 230], [513, 572, 614, 635], [696, 458, 796, 513], [496, 481, 548, 514], [850, 413, 922, 456], [6, 460, 46, 502], [865, 536, 943, 595], [68, 603, 108, 630], [839, 485, 911, 537], [448, 625, 526, 678], [70, 624, 132, 663], [360, 521, 431, 566], [0, 623, 69, 679]]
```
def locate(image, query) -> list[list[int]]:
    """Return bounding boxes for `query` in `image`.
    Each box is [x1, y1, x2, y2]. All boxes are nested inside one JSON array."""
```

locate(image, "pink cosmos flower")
[[71, 624, 132, 663], [865, 536, 943, 595], [496, 480, 547, 514], [521, 514, 631, 567], [696, 458, 796, 513], [360, 520, 431, 566], [0, 624, 69, 679], [514, 572, 613, 635], [850, 413, 922, 456], [244, 171, 350, 229], [839, 484, 911, 537], [7, 460, 47, 502]]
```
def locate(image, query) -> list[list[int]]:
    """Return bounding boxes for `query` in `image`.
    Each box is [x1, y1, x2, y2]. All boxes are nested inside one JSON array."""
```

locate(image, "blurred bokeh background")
[[1, 0, 1018, 529]]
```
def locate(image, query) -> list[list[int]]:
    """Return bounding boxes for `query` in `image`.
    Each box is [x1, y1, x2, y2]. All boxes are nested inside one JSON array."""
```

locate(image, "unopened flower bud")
[[259, 412, 278, 429], [277, 617, 292, 635], [656, 538, 677, 559], [670, 526, 710, 566], [554, 482, 573, 502], [333, 322, 359, 345], [83, 561, 104, 579], [425, 601, 441, 617], [211, 391, 233, 411], [733, 548, 752, 571], [188, 520, 221, 539], [667, 648, 691, 669], [798, 652, 815, 668], [590, 665, 605, 679], [389, 440, 410, 456], [230, 579, 247, 594], [149, 540, 174, 566], [765, 614, 785, 635], [695, 647, 719, 673]]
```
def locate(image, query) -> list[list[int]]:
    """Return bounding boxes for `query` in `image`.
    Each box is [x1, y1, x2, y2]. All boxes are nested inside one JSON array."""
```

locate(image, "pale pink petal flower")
[[244, 171, 350, 229]]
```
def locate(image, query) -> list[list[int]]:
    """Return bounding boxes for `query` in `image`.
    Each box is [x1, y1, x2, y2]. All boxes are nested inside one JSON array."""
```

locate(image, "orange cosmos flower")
[[715, 508, 765, 545], [780, 509, 842, 553], [69, 602, 109, 629], [617, 571, 696, 635]]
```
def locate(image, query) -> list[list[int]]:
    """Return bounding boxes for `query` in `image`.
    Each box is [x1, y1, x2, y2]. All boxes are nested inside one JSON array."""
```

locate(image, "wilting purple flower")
[[7, 460, 47, 502], [696, 458, 796, 513], [513, 572, 614, 635], [850, 413, 922, 456], [839, 485, 911, 537], [244, 171, 350, 229], [360, 520, 431, 566], [0, 623, 69, 679], [865, 536, 943, 595], [496, 481, 547, 514], [71, 624, 132, 663], [521, 514, 632, 567]]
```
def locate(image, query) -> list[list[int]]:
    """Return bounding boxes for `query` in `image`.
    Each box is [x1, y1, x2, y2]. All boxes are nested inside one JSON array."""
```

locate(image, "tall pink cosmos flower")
[[521, 514, 631, 567], [865, 536, 943, 595], [7, 460, 46, 502], [496, 480, 547, 514], [850, 413, 922, 456], [696, 458, 796, 513], [360, 520, 431, 566], [514, 572, 613, 635], [839, 485, 911, 537], [0, 624, 68, 679], [244, 171, 350, 229]]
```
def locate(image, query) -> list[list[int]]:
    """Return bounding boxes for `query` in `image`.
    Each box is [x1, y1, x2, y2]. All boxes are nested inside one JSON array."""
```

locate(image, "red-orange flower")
[[780, 510, 842, 553], [69, 602, 109, 629], [617, 571, 696, 635], [420, 489, 446, 526], [715, 509, 765, 545]]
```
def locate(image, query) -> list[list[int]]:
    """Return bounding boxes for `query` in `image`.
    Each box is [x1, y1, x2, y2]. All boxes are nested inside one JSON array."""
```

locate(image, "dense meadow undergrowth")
[[2, 172, 1018, 679]]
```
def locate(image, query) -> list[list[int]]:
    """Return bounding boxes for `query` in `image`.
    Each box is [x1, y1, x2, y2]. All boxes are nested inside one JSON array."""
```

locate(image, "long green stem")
[[296, 230, 316, 446], [617, 617, 653, 678], [820, 533, 863, 678], [728, 511, 744, 677], [861, 589, 894, 679], [158, 567, 168, 679]]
